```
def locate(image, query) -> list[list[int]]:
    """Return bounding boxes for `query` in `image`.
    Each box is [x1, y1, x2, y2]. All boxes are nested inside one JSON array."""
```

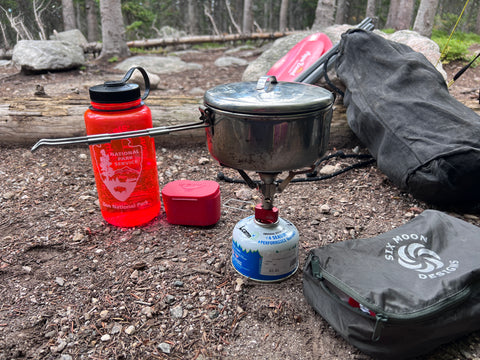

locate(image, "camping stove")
[[230, 169, 314, 282], [200, 76, 334, 282]]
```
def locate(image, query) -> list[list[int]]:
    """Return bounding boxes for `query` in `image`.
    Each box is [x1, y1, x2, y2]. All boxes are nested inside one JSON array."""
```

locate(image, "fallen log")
[[84, 31, 297, 53], [10, 95, 477, 150], [0, 94, 205, 146], [2, 95, 479, 149]]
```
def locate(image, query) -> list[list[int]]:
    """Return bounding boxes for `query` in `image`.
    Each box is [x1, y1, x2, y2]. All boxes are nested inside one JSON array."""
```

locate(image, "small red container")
[[161, 180, 221, 226]]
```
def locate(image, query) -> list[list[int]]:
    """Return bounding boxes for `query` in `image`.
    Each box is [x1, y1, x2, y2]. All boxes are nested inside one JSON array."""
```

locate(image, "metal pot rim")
[[203, 78, 334, 115]]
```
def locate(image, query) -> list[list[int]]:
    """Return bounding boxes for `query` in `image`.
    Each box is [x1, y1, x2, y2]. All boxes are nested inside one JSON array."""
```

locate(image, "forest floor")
[[1, 44, 480, 360]]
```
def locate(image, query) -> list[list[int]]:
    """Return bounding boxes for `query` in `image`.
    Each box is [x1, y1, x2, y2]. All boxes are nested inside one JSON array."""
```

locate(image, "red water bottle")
[[84, 67, 161, 227]]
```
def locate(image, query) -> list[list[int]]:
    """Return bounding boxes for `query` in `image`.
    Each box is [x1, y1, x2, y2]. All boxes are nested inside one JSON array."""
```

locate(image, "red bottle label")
[[92, 139, 143, 202]]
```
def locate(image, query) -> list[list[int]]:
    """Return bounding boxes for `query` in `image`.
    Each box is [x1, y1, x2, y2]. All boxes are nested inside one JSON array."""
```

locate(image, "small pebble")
[[141, 306, 153, 318], [130, 270, 139, 279], [320, 204, 331, 214], [235, 188, 253, 201], [72, 232, 84, 241], [198, 157, 210, 165], [158, 342, 171, 354], [111, 323, 122, 335], [209, 310, 220, 319], [99, 310, 109, 319], [170, 305, 183, 319], [319, 164, 337, 175], [125, 325, 135, 335], [101, 334, 111, 342], [165, 294, 176, 304], [44, 330, 56, 338], [3, 192, 15, 200], [235, 278, 245, 292]]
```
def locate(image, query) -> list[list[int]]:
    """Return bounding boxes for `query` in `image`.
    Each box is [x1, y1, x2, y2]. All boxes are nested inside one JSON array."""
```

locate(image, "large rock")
[[386, 30, 445, 77], [50, 29, 88, 48], [242, 26, 445, 81], [242, 32, 316, 81], [12, 40, 85, 72], [115, 55, 202, 75]]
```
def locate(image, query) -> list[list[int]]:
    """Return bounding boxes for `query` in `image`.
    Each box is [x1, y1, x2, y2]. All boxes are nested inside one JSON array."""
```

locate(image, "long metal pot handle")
[[31, 110, 212, 152]]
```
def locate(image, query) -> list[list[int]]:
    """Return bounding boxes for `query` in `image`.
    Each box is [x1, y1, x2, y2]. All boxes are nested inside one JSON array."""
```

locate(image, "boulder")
[[386, 30, 445, 78], [50, 29, 88, 48], [242, 32, 316, 81], [12, 40, 85, 72], [115, 55, 202, 75], [242, 26, 445, 81], [214, 56, 248, 67], [128, 67, 161, 90]]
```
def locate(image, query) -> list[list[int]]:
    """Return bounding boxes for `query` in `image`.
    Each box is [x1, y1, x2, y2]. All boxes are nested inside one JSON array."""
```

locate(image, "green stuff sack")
[[303, 210, 480, 359]]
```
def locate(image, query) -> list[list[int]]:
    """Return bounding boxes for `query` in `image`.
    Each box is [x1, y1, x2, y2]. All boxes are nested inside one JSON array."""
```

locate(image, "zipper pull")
[[311, 256, 323, 280], [372, 314, 388, 342]]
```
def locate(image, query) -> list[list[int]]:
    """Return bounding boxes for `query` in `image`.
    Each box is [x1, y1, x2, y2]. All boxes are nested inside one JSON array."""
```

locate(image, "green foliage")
[[122, 1, 155, 40], [434, 13, 467, 33], [126, 20, 144, 33], [130, 47, 166, 55], [381, 28, 396, 34], [192, 42, 227, 50], [108, 56, 119, 63], [432, 29, 480, 62]]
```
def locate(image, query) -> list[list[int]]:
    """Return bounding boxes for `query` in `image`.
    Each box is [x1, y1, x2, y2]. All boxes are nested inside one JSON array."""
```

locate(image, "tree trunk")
[[312, 0, 335, 30], [413, 0, 440, 37], [242, 0, 253, 34], [396, 0, 415, 30], [86, 0, 99, 42], [335, 0, 348, 24], [187, 0, 198, 35], [386, 0, 414, 30], [365, 0, 376, 20], [62, 0, 76, 31], [385, 0, 400, 29], [0, 21, 10, 49], [98, 0, 130, 60], [279, 0, 289, 31], [476, 0, 480, 34]]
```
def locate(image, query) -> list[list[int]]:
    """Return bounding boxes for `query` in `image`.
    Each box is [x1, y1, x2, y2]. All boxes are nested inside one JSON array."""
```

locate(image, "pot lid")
[[203, 76, 334, 115]]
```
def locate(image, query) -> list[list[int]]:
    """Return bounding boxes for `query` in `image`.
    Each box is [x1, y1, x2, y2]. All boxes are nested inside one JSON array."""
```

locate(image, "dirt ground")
[[1, 44, 480, 360]]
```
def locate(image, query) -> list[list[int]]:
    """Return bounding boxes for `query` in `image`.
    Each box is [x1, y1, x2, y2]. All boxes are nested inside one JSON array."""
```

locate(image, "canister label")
[[231, 216, 299, 282]]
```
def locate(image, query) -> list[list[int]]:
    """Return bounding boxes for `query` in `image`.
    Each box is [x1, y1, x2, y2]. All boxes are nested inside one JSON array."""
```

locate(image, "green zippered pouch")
[[303, 210, 480, 359]]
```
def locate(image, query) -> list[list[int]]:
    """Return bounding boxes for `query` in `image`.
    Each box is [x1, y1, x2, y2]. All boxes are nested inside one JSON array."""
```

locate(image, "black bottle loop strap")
[[121, 66, 151, 100]]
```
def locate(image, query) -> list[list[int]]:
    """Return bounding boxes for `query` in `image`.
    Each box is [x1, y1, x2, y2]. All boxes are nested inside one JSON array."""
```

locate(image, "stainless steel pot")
[[202, 76, 334, 173]]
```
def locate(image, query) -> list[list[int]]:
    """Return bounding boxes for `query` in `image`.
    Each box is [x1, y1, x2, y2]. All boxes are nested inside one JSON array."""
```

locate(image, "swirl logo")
[[397, 243, 444, 273]]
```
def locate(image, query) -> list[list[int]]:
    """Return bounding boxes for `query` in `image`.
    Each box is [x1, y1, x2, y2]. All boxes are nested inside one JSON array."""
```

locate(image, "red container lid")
[[161, 180, 220, 199], [162, 180, 221, 226]]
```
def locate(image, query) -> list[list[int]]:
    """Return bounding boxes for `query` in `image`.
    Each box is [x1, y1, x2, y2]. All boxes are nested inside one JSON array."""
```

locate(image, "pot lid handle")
[[256, 75, 278, 92]]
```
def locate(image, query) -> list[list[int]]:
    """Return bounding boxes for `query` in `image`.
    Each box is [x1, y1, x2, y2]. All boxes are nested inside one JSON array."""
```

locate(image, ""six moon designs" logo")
[[384, 233, 459, 280], [397, 243, 444, 273]]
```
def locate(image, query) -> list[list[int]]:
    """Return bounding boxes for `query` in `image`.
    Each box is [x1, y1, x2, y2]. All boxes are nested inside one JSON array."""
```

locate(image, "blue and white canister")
[[231, 215, 299, 282]]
